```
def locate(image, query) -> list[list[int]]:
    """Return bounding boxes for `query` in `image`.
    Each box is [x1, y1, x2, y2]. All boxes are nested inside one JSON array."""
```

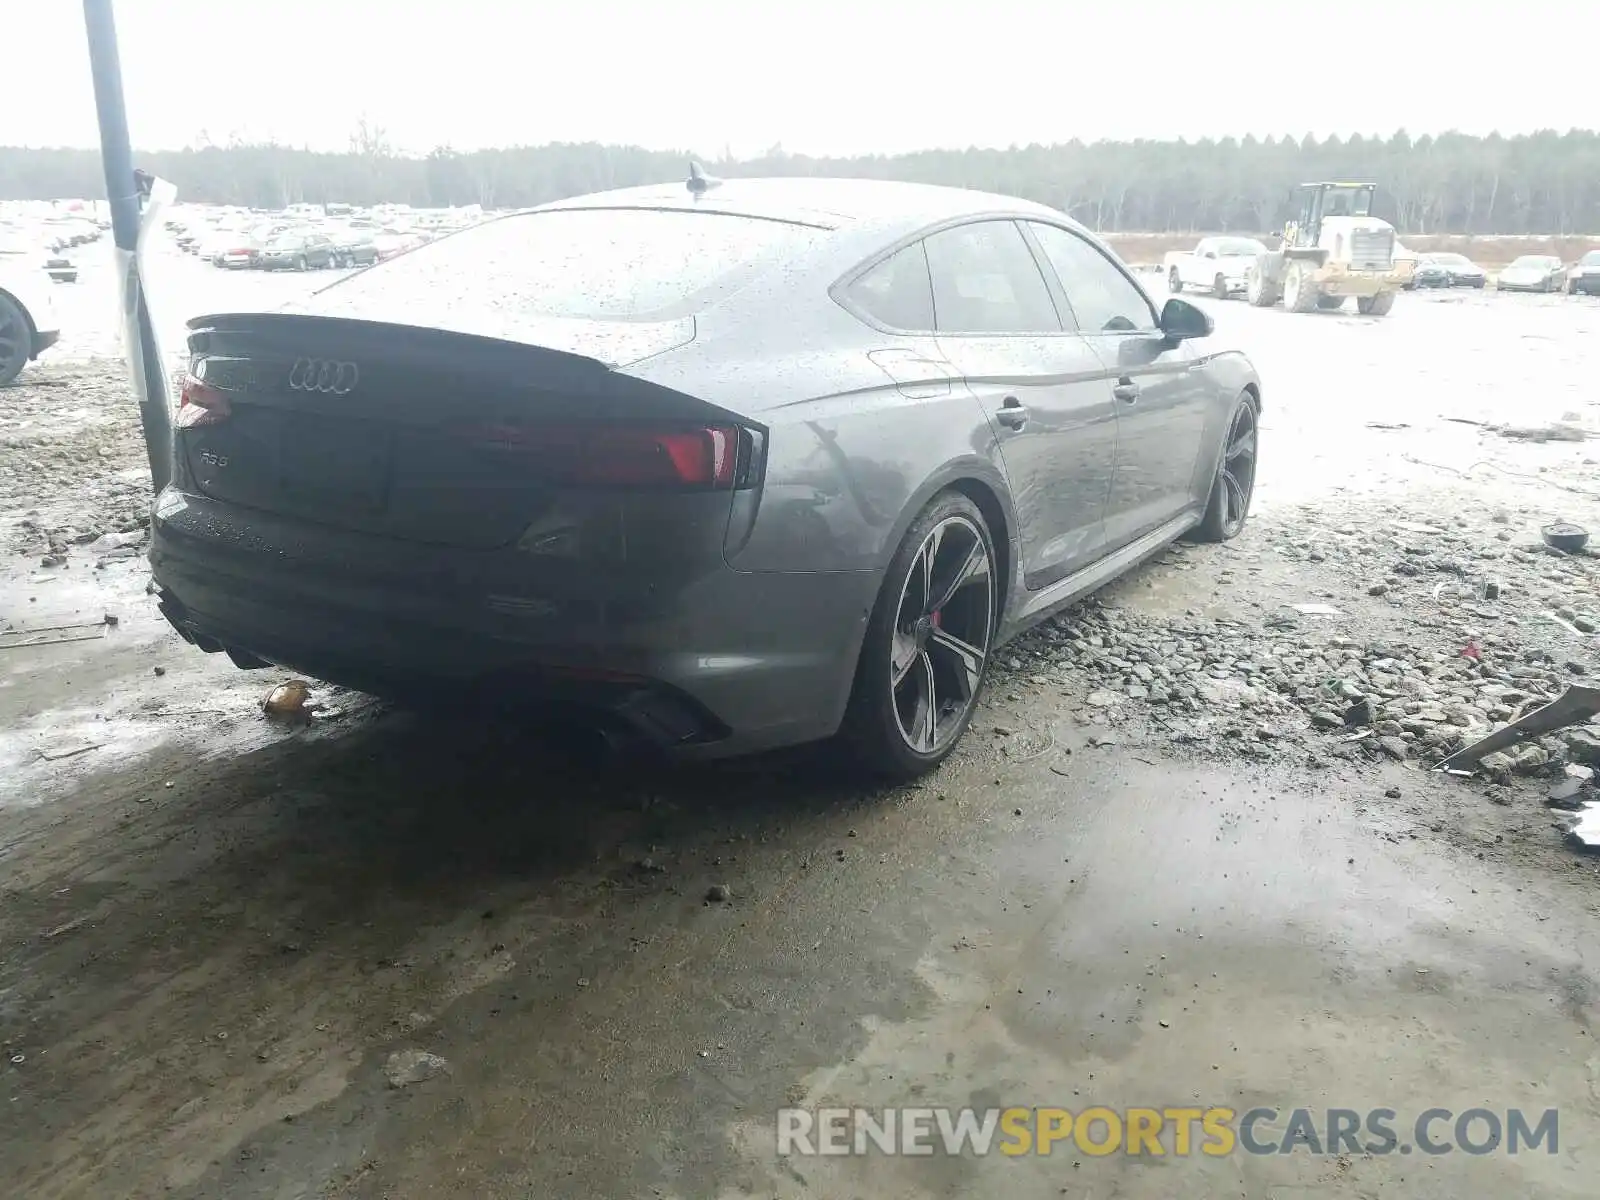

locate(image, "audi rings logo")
[[288, 358, 360, 395]]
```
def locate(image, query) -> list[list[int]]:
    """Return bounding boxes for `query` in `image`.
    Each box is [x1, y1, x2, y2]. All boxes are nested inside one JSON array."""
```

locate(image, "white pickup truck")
[[0, 230, 63, 386], [1163, 236, 1269, 299]]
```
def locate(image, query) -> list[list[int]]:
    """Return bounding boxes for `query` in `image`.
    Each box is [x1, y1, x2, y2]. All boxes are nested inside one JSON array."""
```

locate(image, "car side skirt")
[[997, 508, 1202, 645]]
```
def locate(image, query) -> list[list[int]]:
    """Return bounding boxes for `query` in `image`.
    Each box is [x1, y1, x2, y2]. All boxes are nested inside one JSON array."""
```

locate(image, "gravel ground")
[[2, 239, 1599, 1199]]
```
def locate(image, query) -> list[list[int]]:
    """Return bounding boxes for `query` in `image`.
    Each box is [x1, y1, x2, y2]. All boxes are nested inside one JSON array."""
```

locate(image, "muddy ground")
[[2, 245, 1600, 1198]]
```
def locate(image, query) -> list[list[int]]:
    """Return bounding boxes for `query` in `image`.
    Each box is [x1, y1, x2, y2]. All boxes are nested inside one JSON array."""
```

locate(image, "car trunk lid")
[[177, 312, 744, 552]]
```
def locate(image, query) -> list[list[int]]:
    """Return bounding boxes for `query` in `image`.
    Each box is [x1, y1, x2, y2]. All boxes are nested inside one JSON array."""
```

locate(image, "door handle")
[[995, 397, 1029, 430], [1113, 379, 1141, 403]]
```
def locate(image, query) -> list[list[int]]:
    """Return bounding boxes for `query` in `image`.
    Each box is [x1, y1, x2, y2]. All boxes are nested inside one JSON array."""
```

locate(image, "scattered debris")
[[1560, 802, 1600, 853], [35, 742, 103, 763], [1437, 685, 1600, 772], [0, 624, 110, 652], [1546, 778, 1590, 810], [87, 530, 145, 554], [1497, 423, 1589, 444], [1542, 522, 1590, 554], [383, 1049, 449, 1088], [262, 680, 312, 718]]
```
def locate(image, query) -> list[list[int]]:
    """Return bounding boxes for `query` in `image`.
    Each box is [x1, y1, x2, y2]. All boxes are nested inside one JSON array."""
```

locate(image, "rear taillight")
[[176, 376, 231, 428], [455, 423, 756, 490]]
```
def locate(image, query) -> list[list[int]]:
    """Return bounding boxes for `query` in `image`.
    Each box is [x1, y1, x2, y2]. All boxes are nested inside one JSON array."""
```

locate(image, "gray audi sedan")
[[151, 171, 1261, 778]]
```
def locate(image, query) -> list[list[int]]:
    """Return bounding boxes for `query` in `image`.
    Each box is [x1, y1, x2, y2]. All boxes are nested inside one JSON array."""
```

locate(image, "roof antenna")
[[687, 160, 722, 199]]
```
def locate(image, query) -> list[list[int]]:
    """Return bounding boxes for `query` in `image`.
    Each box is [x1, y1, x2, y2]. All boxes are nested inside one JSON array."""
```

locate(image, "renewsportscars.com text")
[[776, 1105, 1559, 1158]]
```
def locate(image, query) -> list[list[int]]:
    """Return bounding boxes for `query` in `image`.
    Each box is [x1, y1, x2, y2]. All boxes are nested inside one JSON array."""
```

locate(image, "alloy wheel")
[[1219, 402, 1258, 536], [888, 515, 994, 755]]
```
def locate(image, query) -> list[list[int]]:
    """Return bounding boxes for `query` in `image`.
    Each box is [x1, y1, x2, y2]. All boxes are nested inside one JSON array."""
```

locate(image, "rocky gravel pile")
[[998, 493, 1600, 796], [1, 361, 154, 556], [1015, 600, 1600, 773]]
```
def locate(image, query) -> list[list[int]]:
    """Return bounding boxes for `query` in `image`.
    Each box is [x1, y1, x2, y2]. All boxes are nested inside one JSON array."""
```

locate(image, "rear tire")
[[1316, 295, 1345, 311], [1193, 392, 1259, 543], [1168, 268, 1183, 294], [843, 491, 997, 780], [1212, 273, 1228, 299], [1357, 291, 1395, 316], [0, 292, 31, 387]]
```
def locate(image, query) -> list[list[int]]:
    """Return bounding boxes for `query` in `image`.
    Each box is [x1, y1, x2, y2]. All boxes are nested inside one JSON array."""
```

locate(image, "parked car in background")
[[1163, 236, 1268, 298], [1496, 255, 1566, 293], [215, 235, 265, 269], [258, 231, 339, 271], [151, 173, 1260, 779], [43, 250, 77, 283], [0, 230, 62, 385], [327, 227, 380, 268], [1567, 250, 1600, 296], [1413, 252, 1486, 289]]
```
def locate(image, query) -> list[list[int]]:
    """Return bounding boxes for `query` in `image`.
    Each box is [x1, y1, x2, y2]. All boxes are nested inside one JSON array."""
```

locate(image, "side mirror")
[[1160, 297, 1213, 341]]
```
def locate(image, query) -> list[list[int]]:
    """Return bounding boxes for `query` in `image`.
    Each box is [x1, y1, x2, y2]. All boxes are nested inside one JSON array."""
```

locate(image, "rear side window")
[[845, 243, 935, 331], [320, 208, 827, 322], [923, 221, 1062, 335]]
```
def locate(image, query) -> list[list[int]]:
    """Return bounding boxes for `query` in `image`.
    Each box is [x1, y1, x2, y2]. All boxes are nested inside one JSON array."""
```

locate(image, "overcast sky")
[[3, 1, 1588, 157]]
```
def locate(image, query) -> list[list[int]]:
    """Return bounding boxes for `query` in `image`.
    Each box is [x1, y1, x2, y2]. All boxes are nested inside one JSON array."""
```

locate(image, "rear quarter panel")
[[627, 299, 1013, 577]]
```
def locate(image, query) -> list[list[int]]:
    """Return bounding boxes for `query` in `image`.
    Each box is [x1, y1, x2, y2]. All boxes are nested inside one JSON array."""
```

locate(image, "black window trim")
[[831, 215, 1074, 337], [831, 238, 937, 335], [1017, 219, 1160, 335]]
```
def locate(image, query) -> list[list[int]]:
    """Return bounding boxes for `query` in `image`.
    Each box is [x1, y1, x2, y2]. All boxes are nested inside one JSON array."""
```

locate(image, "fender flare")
[[871, 455, 1020, 620]]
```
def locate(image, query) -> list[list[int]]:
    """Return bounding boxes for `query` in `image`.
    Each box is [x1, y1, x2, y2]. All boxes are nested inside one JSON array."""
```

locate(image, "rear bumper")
[[148, 487, 878, 759], [1570, 276, 1600, 294]]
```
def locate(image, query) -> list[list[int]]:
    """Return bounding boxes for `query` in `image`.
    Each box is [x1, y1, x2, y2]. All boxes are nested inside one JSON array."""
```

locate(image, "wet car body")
[[151, 177, 1260, 770]]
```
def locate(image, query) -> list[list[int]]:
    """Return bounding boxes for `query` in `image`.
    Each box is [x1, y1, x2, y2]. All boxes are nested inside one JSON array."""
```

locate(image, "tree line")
[[3, 126, 1598, 235]]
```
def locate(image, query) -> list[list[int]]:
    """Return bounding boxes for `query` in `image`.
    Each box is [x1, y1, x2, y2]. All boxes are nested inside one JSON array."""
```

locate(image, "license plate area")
[[280, 417, 391, 513]]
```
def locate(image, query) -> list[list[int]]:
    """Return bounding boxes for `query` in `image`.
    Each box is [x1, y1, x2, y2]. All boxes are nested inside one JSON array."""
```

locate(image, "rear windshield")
[[322, 207, 828, 322], [1582, 251, 1600, 265], [1215, 238, 1264, 256]]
